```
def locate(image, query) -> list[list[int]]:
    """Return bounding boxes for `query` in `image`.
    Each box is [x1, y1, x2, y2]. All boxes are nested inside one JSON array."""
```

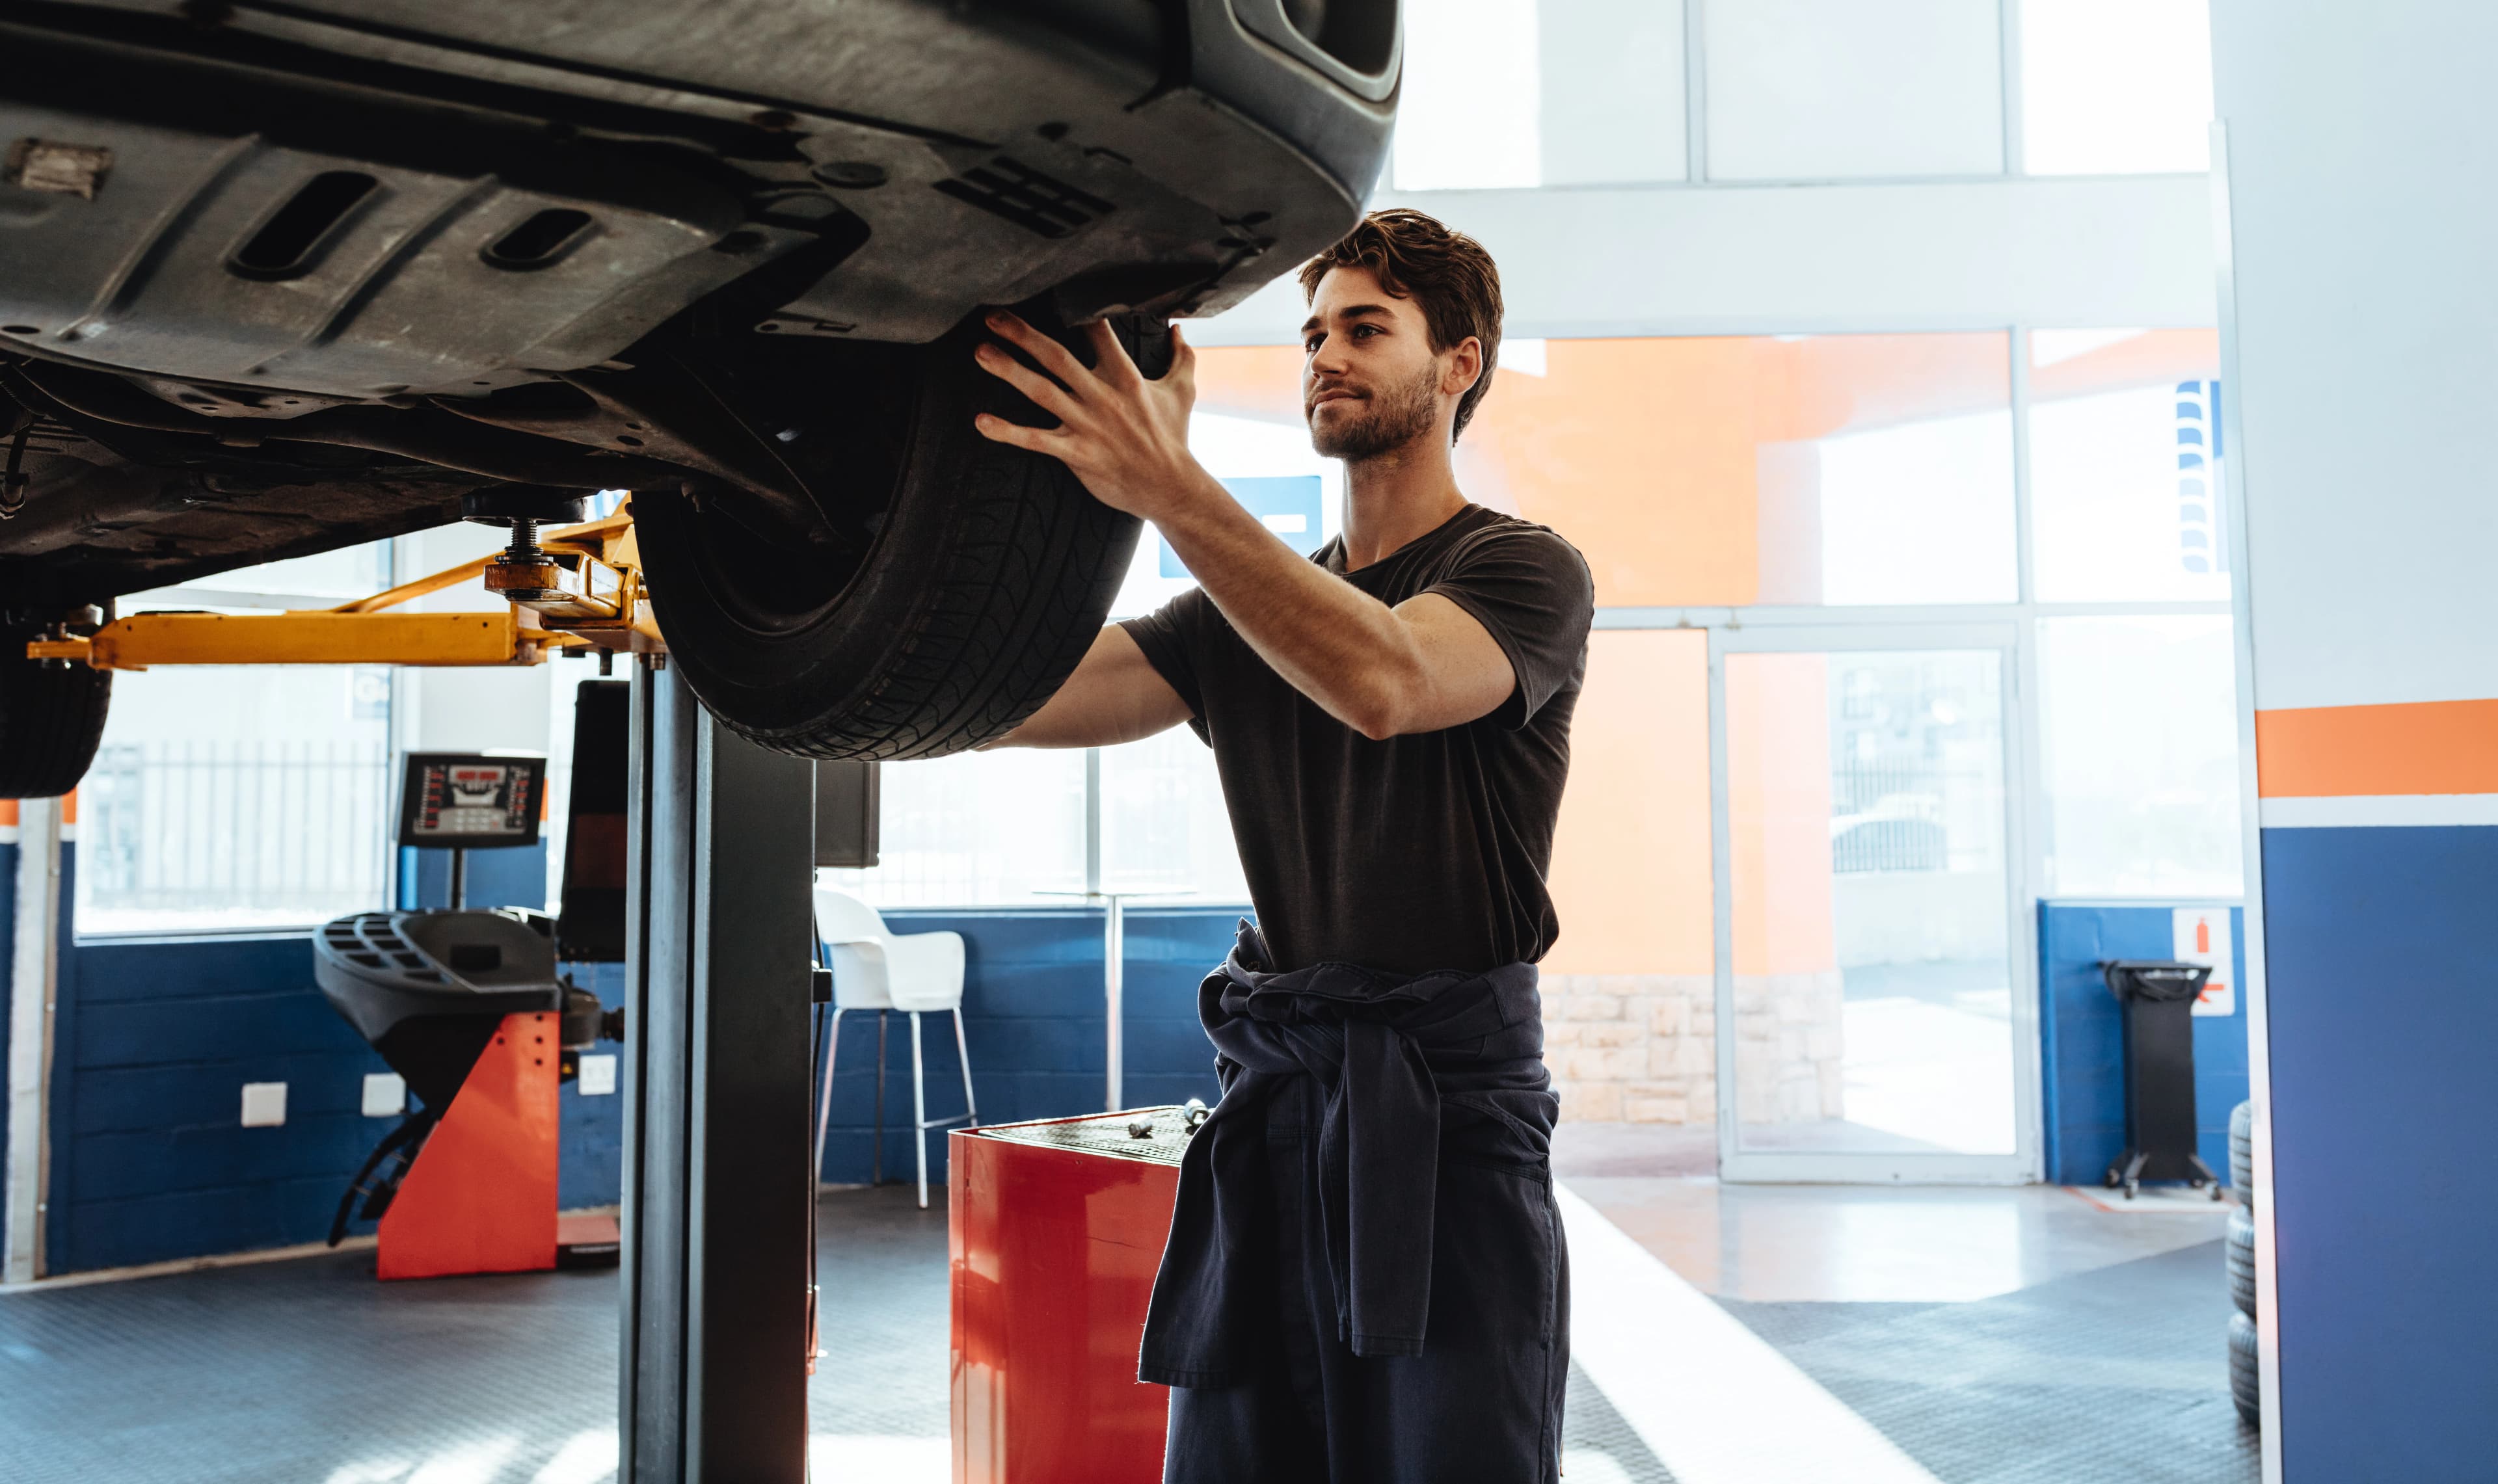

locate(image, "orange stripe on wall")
[[0, 799, 16, 827], [2254, 699, 2498, 797]]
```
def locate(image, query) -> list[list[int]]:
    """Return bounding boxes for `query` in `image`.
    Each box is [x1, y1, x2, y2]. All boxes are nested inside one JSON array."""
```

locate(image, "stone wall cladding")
[[1543, 974, 1715, 1124], [1542, 969, 1846, 1126]]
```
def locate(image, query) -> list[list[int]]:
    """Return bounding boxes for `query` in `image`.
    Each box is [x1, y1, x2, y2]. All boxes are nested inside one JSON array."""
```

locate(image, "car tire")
[[2227, 1310, 2262, 1428], [0, 629, 111, 797], [2225, 1206, 2257, 1318], [636, 315, 1164, 760]]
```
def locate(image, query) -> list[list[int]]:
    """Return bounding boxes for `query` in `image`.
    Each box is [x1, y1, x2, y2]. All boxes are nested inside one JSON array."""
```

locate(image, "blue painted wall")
[[813, 906, 1239, 1188], [29, 867, 1236, 1272], [2037, 901, 2250, 1187], [397, 844, 549, 914], [40, 841, 617, 1275], [2261, 825, 2498, 1481]]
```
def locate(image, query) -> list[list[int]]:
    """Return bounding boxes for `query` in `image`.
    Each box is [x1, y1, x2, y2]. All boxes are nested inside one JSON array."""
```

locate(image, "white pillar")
[[6, 797, 62, 1284]]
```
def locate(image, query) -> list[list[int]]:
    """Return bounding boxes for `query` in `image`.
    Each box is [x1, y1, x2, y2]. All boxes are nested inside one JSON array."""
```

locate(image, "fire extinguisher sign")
[[2172, 908, 2236, 1018]]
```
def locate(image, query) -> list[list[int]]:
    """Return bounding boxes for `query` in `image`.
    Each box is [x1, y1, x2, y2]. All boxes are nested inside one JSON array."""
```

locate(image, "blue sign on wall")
[[1161, 475, 1326, 578]]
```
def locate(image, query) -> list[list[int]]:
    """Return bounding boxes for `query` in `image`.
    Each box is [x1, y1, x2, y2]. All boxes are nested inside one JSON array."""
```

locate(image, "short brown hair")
[[1296, 209, 1504, 442]]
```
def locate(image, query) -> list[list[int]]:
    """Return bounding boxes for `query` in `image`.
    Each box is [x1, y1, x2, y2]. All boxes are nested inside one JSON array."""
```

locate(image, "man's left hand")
[[971, 312, 1219, 522]]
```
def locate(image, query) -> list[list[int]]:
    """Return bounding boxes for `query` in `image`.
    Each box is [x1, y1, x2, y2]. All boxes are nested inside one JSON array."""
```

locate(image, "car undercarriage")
[[0, 0, 1396, 781]]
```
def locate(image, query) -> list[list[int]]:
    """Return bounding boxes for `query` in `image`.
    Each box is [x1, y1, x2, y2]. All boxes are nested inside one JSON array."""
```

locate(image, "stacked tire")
[[2226, 1099, 2261, 1429]]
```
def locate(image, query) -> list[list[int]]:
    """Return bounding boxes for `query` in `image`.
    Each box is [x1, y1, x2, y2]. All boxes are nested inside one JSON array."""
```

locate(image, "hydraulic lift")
[[28, 501, 818, 1483], [26, 503, 660, 672]]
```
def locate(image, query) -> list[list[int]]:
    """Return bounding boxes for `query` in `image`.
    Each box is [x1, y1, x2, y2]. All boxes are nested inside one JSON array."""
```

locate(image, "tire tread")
[[0, 640, 112, 797]]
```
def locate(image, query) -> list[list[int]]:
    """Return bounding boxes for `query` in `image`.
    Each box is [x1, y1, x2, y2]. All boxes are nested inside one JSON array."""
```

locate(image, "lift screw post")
[[504, 518, 544, 567]]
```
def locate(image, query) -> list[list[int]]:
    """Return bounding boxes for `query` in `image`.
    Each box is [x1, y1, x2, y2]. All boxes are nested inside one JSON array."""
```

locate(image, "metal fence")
[[77, 740, 392, 926], [1830, 762, 1996, 874]]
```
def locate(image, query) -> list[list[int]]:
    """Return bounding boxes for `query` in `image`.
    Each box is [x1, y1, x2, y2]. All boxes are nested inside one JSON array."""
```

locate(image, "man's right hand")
[[982, 625, 1193, 749]]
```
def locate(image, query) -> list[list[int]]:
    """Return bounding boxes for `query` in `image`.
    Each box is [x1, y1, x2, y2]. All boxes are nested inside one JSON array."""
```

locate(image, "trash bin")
[[2101, 959, 2223, 1199]]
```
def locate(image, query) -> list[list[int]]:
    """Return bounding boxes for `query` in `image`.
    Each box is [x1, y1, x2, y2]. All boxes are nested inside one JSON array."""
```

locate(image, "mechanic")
[[974, 208, 1594, 1484]]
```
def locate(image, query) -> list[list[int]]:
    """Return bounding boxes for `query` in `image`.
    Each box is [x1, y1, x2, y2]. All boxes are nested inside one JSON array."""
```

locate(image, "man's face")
[[1300, 267, 1477, 461]]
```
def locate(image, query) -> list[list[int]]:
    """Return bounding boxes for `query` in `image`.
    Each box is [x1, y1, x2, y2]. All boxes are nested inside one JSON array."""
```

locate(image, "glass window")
[[1728, 648, 2017, 1156], [1397, 0, 1545, 190], [822, 748, 1087, 908], [1705, 0, 2005, 181], [1115, 404, 1343, 618], [1395, 0, 1687, 190], [1815, 406, 2017, 605], [1104, 728, 1252, 903], [823, 734, 1249, 910], [2028, 328, 2226, 602], [75, 542, 399, 934], [2019, 0, 2213, 175], [2037, 615, 2243, 897], [1537, 0, 1688, 186]]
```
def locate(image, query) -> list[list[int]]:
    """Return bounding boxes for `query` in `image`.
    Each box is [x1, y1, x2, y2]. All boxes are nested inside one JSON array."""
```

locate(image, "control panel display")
[[396, 753, 546, 850]]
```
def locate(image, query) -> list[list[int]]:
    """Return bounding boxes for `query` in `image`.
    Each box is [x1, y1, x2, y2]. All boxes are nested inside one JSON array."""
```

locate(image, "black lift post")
[[619, 659, 816, 1482]]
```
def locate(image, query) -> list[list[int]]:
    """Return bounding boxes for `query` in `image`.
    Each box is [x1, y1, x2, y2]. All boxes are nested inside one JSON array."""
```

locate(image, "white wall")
[[2213, 1, 2498, 711], [1191, 175, 2216, 345]]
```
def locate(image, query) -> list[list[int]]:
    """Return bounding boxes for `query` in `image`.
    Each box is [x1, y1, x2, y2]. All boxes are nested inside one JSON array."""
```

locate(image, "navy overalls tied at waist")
[[1138, 920, 1559, 1388]]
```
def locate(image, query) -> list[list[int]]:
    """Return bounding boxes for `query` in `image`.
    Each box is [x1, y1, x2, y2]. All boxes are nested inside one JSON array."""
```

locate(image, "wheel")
[[2227, 1310, 2262, 1428], [2124, 1178, 2139, 1200], [0, 622, 111, 797], [636, 314, 1161, 759], [2105, 1167, 2125, 1190], [2225, 1206, 2257, 1318]]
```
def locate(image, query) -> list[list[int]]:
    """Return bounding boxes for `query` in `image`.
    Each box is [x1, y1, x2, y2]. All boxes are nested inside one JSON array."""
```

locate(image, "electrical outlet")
[[362, 1072, 407, 1117], [578, 1054, 618, 1096], [240, 1081, 288, 1128]]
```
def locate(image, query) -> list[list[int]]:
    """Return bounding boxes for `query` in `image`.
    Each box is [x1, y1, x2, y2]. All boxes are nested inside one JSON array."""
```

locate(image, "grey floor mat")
[[0, 1246, 619, 1484], [1563, 1362, 1677, 1483], [0, 1191, 2240, 1484], [1715, 1241, 2259, 1484]]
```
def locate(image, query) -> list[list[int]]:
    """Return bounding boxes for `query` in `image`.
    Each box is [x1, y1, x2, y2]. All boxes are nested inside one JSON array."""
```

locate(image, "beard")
[[1307, 361, 1442, 462]]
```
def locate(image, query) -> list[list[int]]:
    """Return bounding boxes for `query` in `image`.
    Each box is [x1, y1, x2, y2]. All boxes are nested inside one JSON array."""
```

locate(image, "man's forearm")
[[1154, 473, 1423, 739]]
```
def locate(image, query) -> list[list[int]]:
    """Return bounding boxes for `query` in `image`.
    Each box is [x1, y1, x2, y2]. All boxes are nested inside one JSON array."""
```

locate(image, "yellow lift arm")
[[26, 507, 662, 671]]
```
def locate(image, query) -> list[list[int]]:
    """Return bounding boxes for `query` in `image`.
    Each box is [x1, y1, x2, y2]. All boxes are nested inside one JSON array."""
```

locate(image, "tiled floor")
[[1553, 1121, 2229, 1301], [1553, 1120, 2255, 1483], [0, 1188, 1666, 1484], [0, 1129, 2256, 1484]]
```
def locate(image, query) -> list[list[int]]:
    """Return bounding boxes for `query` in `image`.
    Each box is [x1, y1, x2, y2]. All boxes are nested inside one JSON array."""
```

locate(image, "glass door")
[[1710, 624, 2039, 1184]]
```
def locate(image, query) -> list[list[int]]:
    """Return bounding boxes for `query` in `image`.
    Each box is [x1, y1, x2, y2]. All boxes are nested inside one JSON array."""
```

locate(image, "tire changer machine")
[[314, 744, 628, 1279]]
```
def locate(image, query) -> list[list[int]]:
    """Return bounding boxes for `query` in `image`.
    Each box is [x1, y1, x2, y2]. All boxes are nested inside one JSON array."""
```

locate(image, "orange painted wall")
[[1541, 630, 1713, 976], [1725, 653, 1838, 977], [1194, 334, 2013, 609]]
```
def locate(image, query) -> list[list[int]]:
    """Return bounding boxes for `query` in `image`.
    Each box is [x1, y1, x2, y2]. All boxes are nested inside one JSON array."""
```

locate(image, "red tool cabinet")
[[950, 1108, 1192, 1484]]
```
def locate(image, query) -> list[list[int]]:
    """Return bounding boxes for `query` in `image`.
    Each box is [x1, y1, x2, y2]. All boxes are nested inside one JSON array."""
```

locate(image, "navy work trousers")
[[1161, 1075, 1570, 1483]]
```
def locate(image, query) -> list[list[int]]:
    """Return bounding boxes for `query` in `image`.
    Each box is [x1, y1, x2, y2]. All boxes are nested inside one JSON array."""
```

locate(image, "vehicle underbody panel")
[[0, 0, 1394, 610]]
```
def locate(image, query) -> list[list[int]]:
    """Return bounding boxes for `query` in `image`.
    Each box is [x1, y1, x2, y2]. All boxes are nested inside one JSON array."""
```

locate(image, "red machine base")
[[950, 1113, 1185, 1484], [378, 1011, 560, 1280]]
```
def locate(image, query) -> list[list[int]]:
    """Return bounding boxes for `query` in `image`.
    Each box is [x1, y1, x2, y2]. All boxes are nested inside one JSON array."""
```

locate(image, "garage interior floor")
[[1, 1126, 2254, 1484]]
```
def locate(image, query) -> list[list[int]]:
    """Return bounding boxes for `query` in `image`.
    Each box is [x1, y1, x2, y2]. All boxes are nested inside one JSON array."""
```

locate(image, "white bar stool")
[[812, 888, 977, 1208]]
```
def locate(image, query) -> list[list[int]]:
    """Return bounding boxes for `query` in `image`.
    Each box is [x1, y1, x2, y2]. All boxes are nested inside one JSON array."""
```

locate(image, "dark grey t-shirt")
[[1119, 503, 1595, 975]]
